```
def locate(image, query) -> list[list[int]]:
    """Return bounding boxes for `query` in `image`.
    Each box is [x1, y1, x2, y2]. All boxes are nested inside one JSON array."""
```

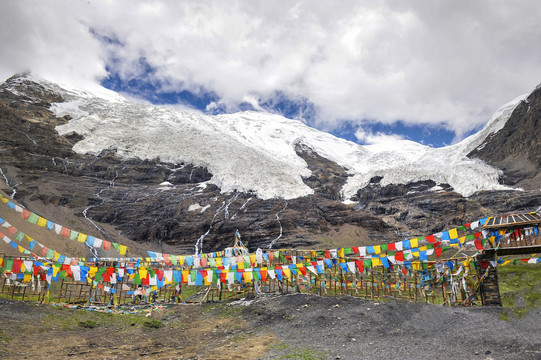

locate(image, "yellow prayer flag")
[[249, 254, 257, 264], [459, 236, 466, 244], [243, 272, 253, 283], [410, 238, 419, 249], [412, 251, 419, 258], [419, 246, 427, 252], [1, 197, 8, 204], [151, 286, 158, 291], [502, 260, 513, 266], [25, 235, 33, 242], [139, 268, 148, 279], [337, 248, 345, 258], [449, 228, 458, 239], [179, 256, 185, 266], [283, 268, 291, 279], [371, 258, 382, 267], [450, 243, 459, 247], [37, 216, 47, 227], [412, 261, 421, 270], [216, 257, 222, 267], [373, 245, 381, 255], [18, 245, 25, 253], [119, 245, 127, 256], [24, 274, 32, 283], [88, 266, 98, 277], [53, 251, 60, 261], [77, 233, 87, 243], [53, 266, 60, 277]]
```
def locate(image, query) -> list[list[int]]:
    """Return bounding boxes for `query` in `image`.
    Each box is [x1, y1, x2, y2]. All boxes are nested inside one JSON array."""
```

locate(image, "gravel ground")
[[0, 294, 539, 359], [241, 293, 541, 360]]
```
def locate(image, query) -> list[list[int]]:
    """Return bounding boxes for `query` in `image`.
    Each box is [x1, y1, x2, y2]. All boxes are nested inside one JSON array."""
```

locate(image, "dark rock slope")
[[469, 84, 541, 190], [0, 74, 539, 256]]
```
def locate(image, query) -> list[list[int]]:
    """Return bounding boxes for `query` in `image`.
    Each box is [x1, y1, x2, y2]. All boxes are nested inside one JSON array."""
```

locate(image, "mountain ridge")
[[0, 73, 539, 256]]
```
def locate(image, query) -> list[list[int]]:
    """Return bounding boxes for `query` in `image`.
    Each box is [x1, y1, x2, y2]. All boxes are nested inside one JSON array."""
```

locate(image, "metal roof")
[[483, 212, 541, 228]]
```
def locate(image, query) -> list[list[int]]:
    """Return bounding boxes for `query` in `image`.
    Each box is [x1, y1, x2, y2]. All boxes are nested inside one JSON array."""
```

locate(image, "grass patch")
[[44, 308, 152, 330], [498, 262, 541, 319], [77, 320, 98, 328], [143, 319, 163, 328], [279, 347, 327, 360], [202, 303, 242, 318]]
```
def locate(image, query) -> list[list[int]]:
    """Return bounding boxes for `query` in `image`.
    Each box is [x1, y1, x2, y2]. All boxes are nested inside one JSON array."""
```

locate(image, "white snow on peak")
[[29, 75, 526, 201]]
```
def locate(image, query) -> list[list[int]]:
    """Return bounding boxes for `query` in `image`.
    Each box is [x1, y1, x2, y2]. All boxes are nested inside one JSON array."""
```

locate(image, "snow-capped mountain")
[[6, 74, 519, 200], [1, 73, 539, 254]]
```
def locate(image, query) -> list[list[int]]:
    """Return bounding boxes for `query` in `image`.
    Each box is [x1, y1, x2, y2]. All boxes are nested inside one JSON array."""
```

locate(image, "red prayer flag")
[[435, 247, 442, 258], [60, 227, 70, 237], [394, 252, 404, 262], [22, 209, 31, 220], [142, 274, 149, 285], [260, 269, 268, 282], [219, 272, 227, 284], [426, 235, 435, 243], [355, 260, 364, 273], [298, 267, 307, 276], [474, 239, 484, 250], [387, 243, 396, 251], [12, 259, 22, 273], [103, 241, 111, 250]]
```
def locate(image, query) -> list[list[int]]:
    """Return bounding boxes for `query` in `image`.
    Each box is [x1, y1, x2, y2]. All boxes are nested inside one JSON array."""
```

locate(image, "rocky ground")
[[0, 294, 540, 359]]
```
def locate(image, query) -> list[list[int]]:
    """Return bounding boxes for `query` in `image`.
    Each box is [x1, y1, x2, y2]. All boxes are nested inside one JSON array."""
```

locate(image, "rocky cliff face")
[[0, 74, 540, 257], [469, 85, 541, 189]]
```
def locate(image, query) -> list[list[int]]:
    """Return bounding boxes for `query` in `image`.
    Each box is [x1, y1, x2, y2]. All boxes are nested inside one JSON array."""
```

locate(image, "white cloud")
[[354, 128, 405, 145], [1, 0, 541, 141]]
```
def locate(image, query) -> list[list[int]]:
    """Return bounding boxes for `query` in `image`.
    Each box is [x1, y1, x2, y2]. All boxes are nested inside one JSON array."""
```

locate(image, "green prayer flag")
[[27, 213, 39, 224], [45, 249, 54, 259], [112, 242, 120, 251], [171, 256, 178, 266], [69, 230, 78, 241], [344, 247, 353, 255], [381, 244, 388, 252], [3, 259, 13, 271], [466, 234, 475, 240], [16, 231, 25, 242], [133, 274, 141, 285], [363, 259, 372, 268]]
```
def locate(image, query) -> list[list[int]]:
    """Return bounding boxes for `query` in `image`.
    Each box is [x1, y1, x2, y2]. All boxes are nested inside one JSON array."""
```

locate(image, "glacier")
[[13, 75, 523, 201]]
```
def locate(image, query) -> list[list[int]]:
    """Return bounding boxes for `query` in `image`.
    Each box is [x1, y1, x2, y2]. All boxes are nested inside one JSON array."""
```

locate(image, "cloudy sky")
[[1, 0, 541, 146]]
